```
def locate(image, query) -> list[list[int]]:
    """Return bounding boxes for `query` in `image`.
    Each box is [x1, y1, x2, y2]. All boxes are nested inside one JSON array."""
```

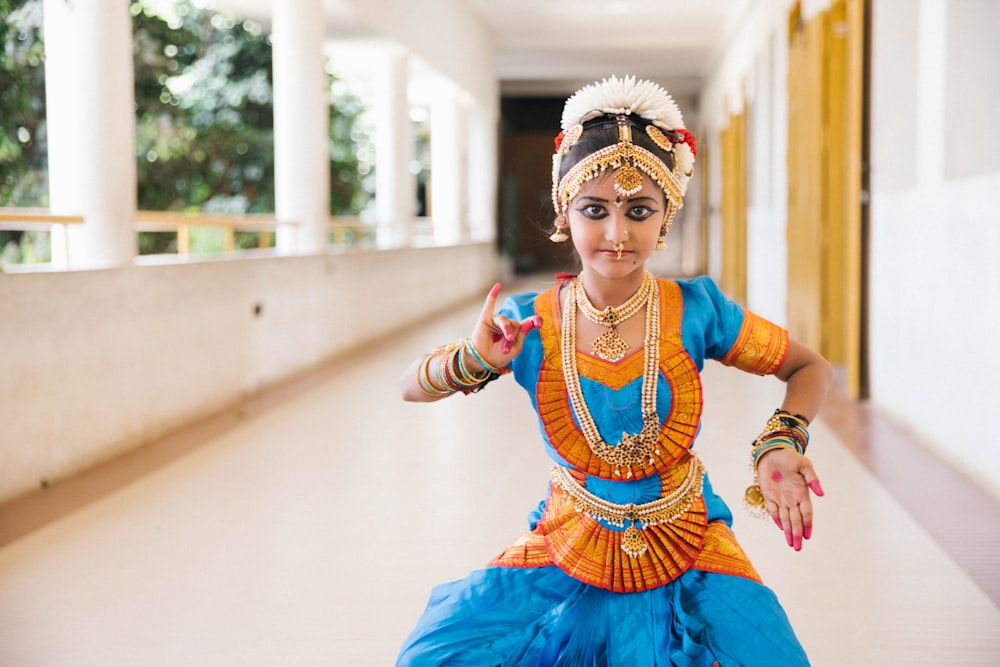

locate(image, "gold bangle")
[[417, 352, 452, 397]]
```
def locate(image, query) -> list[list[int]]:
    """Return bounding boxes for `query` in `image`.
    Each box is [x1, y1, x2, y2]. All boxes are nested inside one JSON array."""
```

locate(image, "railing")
[[0, 208, 387, 268], [134, 210, 286, 253], [135, 211, 379, 252], [0, 207, 85, 228]]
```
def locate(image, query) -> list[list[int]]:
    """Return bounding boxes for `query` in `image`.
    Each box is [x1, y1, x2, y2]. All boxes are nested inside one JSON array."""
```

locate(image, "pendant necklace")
[[563, 275, 662, 474], [576, 271, 653, 362]]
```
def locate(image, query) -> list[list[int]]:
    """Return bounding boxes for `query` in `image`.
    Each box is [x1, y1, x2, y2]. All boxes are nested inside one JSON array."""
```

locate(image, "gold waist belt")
[[550, 454, 704, 558]]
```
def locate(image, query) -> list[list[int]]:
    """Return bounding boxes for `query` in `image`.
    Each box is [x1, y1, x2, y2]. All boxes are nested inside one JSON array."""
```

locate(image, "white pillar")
[[466, 105, 496, 243], [272, 0, 330, 255], [43, 0, 136, 269], [430, 81, 464, 246], [916, 0, 947, 187], [374, 51, 414, 248]]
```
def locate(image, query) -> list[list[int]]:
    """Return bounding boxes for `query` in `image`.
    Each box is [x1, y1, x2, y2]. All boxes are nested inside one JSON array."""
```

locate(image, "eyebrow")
[[577, 195, 660, 203]]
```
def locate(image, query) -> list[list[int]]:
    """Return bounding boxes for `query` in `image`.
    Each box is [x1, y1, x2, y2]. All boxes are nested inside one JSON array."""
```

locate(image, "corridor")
[[1, 278, 998, 666]]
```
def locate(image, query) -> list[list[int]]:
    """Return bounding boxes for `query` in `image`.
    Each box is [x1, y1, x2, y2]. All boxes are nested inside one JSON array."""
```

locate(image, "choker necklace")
[[576, 272, 653, 362], [563, 275, 662, 473]]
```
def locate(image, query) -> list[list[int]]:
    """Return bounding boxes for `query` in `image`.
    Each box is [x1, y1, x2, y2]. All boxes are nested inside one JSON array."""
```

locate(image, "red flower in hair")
[[554, 131, 566, 152], [674, 128, 698, 157]]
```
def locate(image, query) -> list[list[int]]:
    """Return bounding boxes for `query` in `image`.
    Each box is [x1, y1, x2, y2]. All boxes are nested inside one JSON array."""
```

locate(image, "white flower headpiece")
[[560, 75, 685, 131]]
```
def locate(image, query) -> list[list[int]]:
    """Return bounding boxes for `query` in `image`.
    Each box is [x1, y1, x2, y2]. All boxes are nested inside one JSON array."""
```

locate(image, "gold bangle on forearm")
[[415, 339, 509, 397], [743, 409, 811, 518], [417, 352, 453, 397]]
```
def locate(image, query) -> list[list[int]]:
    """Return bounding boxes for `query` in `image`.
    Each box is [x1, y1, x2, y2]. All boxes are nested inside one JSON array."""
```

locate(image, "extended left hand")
[[755, 448, 824, 551]]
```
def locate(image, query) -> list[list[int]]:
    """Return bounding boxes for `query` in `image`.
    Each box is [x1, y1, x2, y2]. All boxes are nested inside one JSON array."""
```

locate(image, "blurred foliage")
[[0, 0, 47, 264], [132, 0, 277, 219], [1, 0, 372, 262]]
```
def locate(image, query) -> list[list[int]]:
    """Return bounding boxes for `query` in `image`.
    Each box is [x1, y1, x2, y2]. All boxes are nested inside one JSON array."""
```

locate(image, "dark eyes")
[[576, 203, 658, 221]]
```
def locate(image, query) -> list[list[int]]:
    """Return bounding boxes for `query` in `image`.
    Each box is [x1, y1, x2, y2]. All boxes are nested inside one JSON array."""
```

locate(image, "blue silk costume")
[[397, 276, 810, 666]]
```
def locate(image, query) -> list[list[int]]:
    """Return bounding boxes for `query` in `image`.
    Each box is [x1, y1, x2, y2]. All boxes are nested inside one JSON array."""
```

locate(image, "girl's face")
[[567, 171, 666, 278]]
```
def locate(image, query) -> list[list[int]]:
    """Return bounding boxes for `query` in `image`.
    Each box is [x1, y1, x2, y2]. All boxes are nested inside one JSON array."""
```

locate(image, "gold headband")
[[551, 118, 683, 227]]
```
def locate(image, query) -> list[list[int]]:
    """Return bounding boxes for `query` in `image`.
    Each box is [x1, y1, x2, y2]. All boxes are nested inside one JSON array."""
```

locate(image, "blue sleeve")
[[498, 292, 543, 393], [676, 276, 746, 365], [498, 291, 538, 321]]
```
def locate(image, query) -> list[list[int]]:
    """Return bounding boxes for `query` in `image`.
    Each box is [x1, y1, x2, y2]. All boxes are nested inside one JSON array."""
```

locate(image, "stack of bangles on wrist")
[[417, 338, 511, 397], [743, 409, 810, 518]]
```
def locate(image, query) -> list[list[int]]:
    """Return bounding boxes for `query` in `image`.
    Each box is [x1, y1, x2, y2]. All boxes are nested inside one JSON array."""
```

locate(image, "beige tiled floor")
[[1, 286, 999, 666]]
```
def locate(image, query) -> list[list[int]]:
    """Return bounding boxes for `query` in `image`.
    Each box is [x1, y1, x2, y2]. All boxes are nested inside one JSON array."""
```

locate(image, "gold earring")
[[550, 214, 569, 243], [656, 220, 669, 250]]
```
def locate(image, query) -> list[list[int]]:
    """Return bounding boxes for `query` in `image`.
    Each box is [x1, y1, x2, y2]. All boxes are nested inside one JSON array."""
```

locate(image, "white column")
[[466, 105, 497, 243], [272, 0, 330, 255], [916, 0, 947, 187], [430, 81, 464, 246], [44, 0, 136, 269], [374, 51, 414, 248]]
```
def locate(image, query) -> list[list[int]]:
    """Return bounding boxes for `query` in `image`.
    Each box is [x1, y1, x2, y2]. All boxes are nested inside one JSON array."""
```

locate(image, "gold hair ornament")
[[549, 76, 696, 245], [553, 138, 683, 223]]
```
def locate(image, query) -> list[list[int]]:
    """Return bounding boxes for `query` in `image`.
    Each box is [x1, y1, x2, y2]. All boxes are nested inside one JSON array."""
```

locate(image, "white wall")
[[0, 244, 499, 503], [700, 0, 792, 322], [745, 28, 790, 327], [869, 0, 1000, 498], [701, 0, 1000, 499]]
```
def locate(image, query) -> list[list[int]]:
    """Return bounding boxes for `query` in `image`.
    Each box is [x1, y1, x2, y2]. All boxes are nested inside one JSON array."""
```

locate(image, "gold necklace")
[[576, 271, 653, 362], [562, 276, 661, 474]]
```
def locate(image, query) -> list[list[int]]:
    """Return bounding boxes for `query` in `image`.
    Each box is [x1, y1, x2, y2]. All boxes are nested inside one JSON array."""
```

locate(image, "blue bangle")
[[464, 338, 503, 375]]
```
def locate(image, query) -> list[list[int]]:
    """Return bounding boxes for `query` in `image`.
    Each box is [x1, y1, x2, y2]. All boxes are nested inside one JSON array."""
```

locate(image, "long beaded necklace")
[[576, 271, 653, 362], [562, 276, 662, 473]]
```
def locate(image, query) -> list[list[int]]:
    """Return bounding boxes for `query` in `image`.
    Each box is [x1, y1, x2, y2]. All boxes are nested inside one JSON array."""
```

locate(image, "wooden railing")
[[0, 208, 85, 228], [1, 208, 380, 263], [133, 210, 288, 253]]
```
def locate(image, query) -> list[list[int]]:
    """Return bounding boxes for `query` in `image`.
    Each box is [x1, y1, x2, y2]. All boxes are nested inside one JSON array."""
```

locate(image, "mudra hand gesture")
[[400, 284, 542, 403], [468, 283, 543, 373]]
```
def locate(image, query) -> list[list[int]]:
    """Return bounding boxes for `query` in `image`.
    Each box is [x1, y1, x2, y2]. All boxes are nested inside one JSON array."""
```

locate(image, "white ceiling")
[[464, 0, 749, 98], [212, 0, 748, 100]]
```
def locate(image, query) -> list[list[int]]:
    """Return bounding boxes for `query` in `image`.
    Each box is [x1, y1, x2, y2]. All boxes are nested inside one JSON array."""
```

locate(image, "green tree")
[[131, 0, 371, 253], [132, 0, 275, 253], [132, 0, 276, 218], [0, 0, 46, 207], [0, 0, 48, 264], [2, 0, 372, 261]]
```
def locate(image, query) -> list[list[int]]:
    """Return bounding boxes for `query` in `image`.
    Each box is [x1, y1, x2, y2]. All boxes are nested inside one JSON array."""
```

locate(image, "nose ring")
[[613, 241, 625, 261]]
